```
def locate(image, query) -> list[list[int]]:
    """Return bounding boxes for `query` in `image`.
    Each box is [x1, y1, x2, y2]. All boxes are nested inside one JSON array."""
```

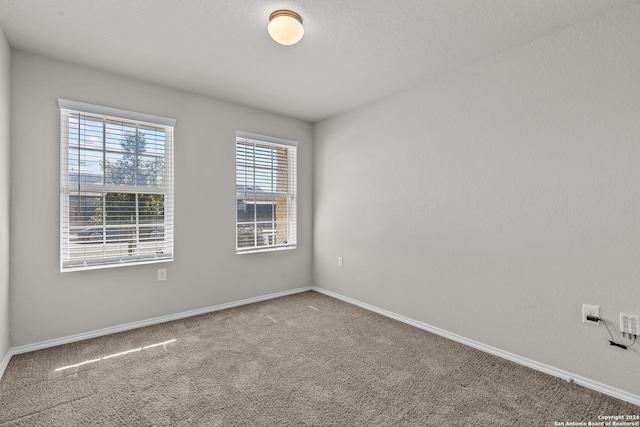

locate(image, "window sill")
[[236, 245, 296, 255], [61, 256, 173, 273]]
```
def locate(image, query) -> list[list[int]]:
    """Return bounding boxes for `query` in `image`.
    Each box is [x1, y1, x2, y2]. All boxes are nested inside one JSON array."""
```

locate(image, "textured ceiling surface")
[[0, 0, 638, 122]]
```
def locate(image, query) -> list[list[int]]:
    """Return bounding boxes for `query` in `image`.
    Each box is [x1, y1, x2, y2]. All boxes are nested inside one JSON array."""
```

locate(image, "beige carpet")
[[0, 291, 638, 426]]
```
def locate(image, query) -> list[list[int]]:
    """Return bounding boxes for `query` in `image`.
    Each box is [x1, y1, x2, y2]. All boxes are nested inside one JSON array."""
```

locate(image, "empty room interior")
[[1, 0, 640, 424]]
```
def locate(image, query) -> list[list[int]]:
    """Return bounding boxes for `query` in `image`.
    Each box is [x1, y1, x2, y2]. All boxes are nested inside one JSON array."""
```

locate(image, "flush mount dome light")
[[268, 9, 304, 45]]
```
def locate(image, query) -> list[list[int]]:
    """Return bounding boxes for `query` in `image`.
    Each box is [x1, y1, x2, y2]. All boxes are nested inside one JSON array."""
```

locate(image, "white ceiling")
[[0, 0, 637, 122]]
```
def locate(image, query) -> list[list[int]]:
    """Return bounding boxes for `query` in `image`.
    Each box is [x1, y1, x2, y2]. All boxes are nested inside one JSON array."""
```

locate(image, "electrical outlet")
[[582, 304, 599, 324], [337, 257, 343, 267], [620, 312, 640, 336], [157, 268, 167, 282]]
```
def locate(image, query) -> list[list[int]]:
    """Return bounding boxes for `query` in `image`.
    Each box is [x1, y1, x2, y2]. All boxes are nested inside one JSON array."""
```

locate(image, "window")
[[236, 131, 297, 253], [59, 99, 175, 271]]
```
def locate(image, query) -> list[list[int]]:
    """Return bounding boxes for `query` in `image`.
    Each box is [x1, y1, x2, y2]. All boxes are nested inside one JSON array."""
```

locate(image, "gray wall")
[[314, 5, 640, 396], [9, 51, 312, 347], [0, 26, 10, 360]]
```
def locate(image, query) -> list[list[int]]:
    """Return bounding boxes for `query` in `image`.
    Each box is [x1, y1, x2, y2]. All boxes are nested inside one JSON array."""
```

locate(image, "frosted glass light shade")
[[268, 10, 304, 45]]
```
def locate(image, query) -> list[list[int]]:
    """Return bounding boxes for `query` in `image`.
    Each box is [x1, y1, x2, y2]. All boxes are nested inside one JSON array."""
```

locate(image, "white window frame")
[[59, 99, 175, 271], [236, 131, 297, 254]]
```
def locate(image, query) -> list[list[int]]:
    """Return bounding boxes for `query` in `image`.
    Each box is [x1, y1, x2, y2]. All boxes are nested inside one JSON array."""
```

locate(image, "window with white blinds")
[[59, 99, 175, 271], [236, 132, 297, 253]]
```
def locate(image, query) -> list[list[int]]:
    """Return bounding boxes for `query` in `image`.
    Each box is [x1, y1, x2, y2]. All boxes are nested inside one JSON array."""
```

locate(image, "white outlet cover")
[[582, 304, 600, 324]]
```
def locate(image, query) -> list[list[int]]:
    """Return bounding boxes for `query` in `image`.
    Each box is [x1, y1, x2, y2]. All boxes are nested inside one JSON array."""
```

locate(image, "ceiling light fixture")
[[268, 9, 304, 46]]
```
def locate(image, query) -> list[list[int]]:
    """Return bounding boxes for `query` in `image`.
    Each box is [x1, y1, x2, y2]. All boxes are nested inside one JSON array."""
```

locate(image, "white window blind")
[[59, 99, 175, 271], [236, 132, 297, 253]]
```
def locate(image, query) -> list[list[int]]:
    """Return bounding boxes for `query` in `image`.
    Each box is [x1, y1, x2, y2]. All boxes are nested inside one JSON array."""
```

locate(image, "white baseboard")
[[0, 348, 10, 380], [4, 284, 639, 407], [8, 286, 313, 357], [310, 286, 640, 407]]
